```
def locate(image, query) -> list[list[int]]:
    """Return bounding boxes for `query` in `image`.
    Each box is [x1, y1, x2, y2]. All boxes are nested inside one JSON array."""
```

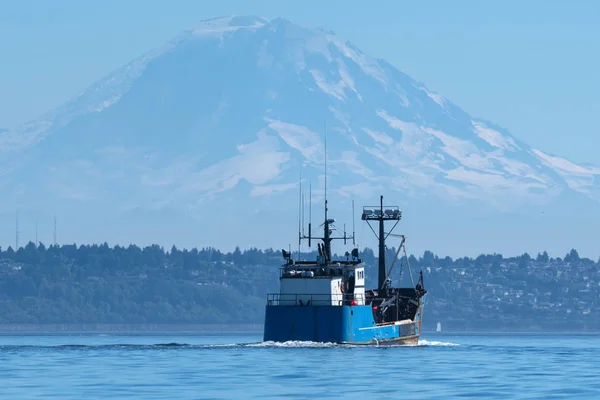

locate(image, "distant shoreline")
[[0, 324, 263, 334], [1, 323, 599, 334]]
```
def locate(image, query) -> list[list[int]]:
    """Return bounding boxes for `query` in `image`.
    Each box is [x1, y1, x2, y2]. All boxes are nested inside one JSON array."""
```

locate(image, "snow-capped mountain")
[[1, 15, 598, 257]]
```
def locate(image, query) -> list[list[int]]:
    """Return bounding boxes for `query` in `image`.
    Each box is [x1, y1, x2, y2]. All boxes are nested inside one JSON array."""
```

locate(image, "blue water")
[[1, 332, 598, 399]]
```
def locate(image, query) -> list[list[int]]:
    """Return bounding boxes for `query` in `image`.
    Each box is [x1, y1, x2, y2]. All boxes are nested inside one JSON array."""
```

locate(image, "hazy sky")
[[1, 0, 598, 164]]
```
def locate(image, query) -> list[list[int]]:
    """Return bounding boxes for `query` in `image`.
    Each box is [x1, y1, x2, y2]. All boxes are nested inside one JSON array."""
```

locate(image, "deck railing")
[[266, 293, 367, 306]]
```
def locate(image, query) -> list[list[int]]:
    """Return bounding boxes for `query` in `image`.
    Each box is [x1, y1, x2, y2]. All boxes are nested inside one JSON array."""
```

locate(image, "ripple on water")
[[0, 334, 599, 399]]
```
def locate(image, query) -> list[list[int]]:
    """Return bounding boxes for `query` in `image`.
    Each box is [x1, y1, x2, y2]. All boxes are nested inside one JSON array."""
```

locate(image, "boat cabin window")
[[281, 266, 344, 278]]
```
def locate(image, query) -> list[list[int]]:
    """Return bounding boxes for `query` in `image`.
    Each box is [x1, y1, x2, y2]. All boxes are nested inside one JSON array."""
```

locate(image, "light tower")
[[361, 195, 402, 291]]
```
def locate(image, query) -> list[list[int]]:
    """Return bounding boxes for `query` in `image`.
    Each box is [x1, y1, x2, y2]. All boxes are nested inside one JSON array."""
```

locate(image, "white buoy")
[[436, 322, 441, 332]]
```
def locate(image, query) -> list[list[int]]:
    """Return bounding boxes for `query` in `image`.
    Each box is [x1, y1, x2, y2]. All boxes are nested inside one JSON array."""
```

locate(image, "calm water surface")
[[1, 332, 599, 399]]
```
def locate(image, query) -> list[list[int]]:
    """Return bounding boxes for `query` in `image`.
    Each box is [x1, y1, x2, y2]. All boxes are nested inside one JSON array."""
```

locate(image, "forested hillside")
[[1, 242, 598, 331]]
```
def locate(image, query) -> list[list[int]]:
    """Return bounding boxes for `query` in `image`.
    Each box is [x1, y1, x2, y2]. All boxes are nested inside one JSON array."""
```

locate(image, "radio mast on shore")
[[15, 211, 20, 250]]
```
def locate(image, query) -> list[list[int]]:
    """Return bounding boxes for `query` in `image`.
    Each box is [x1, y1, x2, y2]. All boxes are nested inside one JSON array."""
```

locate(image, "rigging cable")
[[384, 237, 405, 284], [402, 242, 416, 288]]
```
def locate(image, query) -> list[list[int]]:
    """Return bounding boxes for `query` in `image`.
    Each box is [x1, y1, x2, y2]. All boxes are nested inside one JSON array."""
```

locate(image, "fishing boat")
[[263, 193, 428, 345]]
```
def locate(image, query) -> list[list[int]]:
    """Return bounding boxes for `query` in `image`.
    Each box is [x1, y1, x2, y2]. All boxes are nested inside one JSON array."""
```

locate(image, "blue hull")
[[263, 304, 422, 345]]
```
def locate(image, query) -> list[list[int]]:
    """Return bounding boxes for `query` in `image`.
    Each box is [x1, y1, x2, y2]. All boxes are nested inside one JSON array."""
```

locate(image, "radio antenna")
[[298, 163, 302, 259], [352, 199, 356, 246], [324, 120, 327, 208], [308, 182, 312, 247], [302, 192, 305, 236]]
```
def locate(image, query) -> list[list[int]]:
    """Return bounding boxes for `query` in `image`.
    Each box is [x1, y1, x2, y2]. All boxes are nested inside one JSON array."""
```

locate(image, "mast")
[[297, 120, 354, 262], [378, 196, 385, 289], [323, 202, 331, 263], [322, 120, 331, 263], [361, 195, 402, 291]]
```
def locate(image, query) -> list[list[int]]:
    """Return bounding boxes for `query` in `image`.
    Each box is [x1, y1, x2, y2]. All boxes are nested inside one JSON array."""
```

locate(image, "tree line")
[[0, 241, 597, 330]]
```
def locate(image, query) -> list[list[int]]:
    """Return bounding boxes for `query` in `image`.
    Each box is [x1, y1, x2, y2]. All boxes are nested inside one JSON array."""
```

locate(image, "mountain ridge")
[[0, 15, 598, 258]]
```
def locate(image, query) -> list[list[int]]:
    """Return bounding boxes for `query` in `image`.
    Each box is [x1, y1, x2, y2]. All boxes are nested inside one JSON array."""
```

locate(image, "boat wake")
[[417, 339, 459, 347], [0, 342, 339, 351], [0, 339, 458, 351], [245, 340, 339, 348], [246, 339, 460, 348]]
